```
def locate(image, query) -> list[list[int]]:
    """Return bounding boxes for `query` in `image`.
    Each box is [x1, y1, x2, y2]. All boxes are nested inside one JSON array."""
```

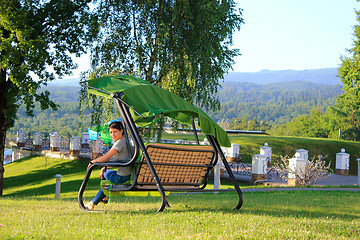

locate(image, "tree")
[[0, 0, 97, 195], [285, 108, 330, 138], [333, 3, 360, 141], [82, 0, 243, 126]]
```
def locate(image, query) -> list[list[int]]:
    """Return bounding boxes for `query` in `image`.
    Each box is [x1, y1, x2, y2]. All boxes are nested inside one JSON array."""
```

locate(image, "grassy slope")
[[163, 133, 360, 175], [3, 156, 104, 199]]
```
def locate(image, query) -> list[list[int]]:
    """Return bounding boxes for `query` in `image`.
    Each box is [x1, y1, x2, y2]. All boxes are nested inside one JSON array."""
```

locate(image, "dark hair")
[[108, 121, 123, 131]]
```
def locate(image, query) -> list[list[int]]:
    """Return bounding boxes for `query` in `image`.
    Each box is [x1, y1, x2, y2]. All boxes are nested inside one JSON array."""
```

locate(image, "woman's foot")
[[100, 197, 108, 204], [84, 201, 95, 210]]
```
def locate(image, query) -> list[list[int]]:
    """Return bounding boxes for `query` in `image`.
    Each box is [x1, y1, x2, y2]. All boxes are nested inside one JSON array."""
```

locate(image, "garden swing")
[[78, 75, 243, 212]]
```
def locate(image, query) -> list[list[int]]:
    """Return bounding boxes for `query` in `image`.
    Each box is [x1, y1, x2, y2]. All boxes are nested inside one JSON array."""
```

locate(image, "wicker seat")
[[102, 143, 216, 193], [136, 143, 214, 187]]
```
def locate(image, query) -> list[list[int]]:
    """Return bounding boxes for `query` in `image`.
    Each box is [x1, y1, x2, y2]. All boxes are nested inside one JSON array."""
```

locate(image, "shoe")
[[100, 197, 108, 204]]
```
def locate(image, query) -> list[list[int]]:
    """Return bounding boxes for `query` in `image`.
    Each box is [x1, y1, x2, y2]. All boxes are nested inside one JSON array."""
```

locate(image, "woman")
[[85, 121, 132, 210]]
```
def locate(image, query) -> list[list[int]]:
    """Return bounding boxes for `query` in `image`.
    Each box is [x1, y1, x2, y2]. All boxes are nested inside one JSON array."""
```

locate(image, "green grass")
[[1, 191, 359, 239], [1, 156, 360, 239]]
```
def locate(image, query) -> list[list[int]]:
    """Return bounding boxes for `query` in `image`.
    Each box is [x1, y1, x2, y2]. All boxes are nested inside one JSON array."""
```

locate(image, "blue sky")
[[232, 0, 359, 72], [71, 0, 359, 77]]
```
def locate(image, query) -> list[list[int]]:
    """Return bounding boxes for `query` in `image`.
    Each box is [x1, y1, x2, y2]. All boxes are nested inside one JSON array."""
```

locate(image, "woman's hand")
[[85, 148, 118, 172], [86, 161, 94, 171], [100, 167, 106, 179]]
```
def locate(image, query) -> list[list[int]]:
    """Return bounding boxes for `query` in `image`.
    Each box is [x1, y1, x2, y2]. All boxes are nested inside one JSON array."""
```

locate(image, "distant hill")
[[51, 68, 341, 86], [48, 77, 80, 87], [210, 80, 343, 123], [223, 68, 340, 85], [9, 68, 343, 138]]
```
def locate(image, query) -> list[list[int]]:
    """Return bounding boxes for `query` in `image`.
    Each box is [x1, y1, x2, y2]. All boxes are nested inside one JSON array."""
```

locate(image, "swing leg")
[[156, 193, 168, 213]]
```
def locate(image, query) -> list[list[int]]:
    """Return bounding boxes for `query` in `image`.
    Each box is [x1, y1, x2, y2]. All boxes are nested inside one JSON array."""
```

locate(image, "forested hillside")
[[8, 79, 343, 139], [210, 81, 343, 123], [7, 86, 91, 138]]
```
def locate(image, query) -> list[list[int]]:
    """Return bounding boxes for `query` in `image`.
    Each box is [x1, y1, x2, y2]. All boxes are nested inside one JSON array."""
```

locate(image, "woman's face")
[[109, 127, 123, 141]]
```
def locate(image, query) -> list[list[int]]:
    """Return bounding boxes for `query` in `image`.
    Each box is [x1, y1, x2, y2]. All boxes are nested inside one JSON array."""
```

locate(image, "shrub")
[[272, 155, 333, 186]]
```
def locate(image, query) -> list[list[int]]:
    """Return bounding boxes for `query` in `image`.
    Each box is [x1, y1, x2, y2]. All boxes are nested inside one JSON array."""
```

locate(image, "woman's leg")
[[91, 170, 130, 205]]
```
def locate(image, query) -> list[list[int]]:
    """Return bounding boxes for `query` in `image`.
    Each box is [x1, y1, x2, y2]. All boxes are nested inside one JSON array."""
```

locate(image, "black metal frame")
[[78, 92, 243, 212]]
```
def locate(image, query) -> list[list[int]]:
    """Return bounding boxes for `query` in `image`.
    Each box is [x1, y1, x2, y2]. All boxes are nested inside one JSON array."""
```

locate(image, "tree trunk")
[[0, 98, 6, 196], [0, 127, 5, 196], [0, 69, 9, 196]]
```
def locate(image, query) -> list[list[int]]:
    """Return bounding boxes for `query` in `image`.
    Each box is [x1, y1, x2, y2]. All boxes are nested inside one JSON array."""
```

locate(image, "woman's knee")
[[103, 170, 117, 180]]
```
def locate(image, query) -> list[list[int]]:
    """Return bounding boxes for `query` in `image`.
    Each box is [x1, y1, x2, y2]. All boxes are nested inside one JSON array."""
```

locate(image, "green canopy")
[[87, 75, 230, 147], [88, 125, 112, 145]]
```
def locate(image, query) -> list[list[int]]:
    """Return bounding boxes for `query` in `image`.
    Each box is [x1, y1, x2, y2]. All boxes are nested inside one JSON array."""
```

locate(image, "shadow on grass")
[[3, 178, 100, 198], [4, 157, 88, 187], [3, 156, 90, 193], [68, 191, 360, 221], [107, 190, 359, 221], [240, 207, 360, 221], [74, 197, 360, 221], [2, 189, 359, 221]]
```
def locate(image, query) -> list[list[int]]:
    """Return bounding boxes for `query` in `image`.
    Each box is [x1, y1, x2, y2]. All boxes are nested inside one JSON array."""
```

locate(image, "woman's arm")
[[86, 148, 118, 171]]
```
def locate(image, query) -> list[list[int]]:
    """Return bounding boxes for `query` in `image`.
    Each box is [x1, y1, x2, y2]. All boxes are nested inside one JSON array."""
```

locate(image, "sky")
[[231, 0, 359, 72], [71, 0, 359, 77]]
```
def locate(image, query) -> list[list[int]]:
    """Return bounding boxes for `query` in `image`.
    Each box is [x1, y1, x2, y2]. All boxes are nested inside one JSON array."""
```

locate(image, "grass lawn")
[[1, 191, 359, 239], [1, 156, 359, 239]]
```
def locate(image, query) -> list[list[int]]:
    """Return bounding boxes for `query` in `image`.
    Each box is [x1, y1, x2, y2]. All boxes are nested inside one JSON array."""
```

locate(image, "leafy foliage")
[[0, 0, 98, 195], [81, 0, 243, 129], [330, 8, 360, 141], [0, 0, 95, 122]]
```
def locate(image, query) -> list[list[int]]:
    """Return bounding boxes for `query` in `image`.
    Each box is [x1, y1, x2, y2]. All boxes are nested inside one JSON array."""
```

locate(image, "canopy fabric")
[[87, 75, 230, 147], [88, 125, 111, 145], [88, 119, 123, 145]]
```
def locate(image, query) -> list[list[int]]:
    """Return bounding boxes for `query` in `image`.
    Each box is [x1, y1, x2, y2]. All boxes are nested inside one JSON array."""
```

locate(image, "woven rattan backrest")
[[136, 143, 215, 186]]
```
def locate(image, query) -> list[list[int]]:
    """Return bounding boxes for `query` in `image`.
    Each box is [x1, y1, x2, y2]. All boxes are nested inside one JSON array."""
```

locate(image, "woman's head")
[[108, 121, 124, 141], [108, 121, 123, 131]]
